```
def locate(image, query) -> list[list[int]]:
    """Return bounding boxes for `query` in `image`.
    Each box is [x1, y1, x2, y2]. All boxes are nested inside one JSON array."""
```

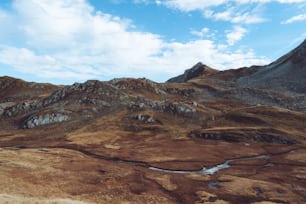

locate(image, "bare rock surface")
[[22, 112, 70, 129]]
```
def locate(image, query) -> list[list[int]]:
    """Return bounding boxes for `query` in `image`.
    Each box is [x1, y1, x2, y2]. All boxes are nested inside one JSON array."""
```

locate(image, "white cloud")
[[155, 0, 162, 5], [0, 0, 269, 83], [282, 13, 306, 24], [162, 0, 227, 11], [158, 0, 305, 24], [203, 8, 266, 24], [0, 46, 97, 80], [226, 26, 247, 45], [160, 40, 268, 70], [160, 1, 268, 24], [190, 27, 210, 37], [161, 0, 306, 11], [236, 0, 305, 3], [277, 0, 306, 2]]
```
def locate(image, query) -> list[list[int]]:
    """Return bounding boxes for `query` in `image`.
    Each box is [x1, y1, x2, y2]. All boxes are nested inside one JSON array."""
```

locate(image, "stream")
[[149, 154, 271, 175]]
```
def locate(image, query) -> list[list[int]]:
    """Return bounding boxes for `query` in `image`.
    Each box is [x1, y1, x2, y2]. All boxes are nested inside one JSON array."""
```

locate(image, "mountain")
[[168, 39, 306, 111], [0, 40, 306, 203], [167, 62, 218, 83], [237, 39, 306, 93], [169, 39, 306, 88]]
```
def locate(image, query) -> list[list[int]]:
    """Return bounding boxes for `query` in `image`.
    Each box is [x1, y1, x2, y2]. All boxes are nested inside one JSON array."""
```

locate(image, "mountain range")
[[0, 40, 305, 203]]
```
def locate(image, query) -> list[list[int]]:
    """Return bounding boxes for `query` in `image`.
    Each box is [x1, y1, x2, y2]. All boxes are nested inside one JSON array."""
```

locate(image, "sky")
[[0, 0, 305, 84]]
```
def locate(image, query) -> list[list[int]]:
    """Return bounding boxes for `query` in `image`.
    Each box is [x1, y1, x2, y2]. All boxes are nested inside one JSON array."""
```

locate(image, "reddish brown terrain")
[[0, 40, 306, 203]]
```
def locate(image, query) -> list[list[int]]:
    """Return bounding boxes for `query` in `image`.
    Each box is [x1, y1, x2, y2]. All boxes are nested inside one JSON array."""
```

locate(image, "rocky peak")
[[167, 62, 217, 83]]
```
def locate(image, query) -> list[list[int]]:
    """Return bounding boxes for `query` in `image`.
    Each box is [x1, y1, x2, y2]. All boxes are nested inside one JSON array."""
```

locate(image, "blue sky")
[[0, 0, 305, 84]]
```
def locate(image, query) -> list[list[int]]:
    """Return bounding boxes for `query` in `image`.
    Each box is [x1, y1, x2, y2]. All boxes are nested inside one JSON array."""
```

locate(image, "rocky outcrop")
[[189, 131, 297, 144], [0, 102, 15, 115], [163, 102, 196, 115], [3, 101, 41, 117], [131, 114, 158, 123], [164, 87, 195, 97], [189, 132, 240, 142], [80, 97, 111, 107], [43, 80, 126, 106], [129, 100, 196, 116], [22, 112, 69, 129]]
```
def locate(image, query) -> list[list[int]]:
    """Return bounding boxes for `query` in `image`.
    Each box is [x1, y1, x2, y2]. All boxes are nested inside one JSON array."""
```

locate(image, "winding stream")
[[149, 154, 271, 175]]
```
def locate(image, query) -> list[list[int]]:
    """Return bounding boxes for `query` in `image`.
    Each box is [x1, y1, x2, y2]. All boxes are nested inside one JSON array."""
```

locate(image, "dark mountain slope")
[[237, 39, 306, 93]]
